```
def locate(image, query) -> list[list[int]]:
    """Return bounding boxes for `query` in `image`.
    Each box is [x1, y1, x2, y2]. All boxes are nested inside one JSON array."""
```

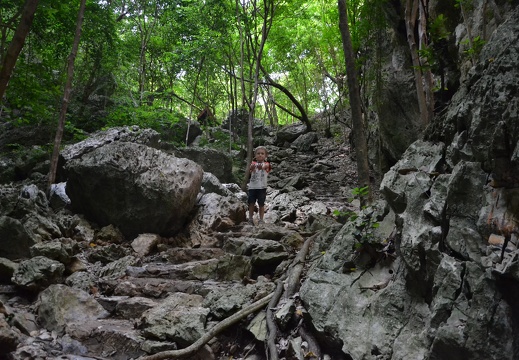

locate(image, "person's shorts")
[[248, 188, 267, 206]]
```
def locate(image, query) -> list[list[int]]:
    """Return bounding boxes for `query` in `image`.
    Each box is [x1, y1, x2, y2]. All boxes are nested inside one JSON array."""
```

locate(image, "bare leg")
[[249, 203, 255, 220], [259, 206, 265, 220]]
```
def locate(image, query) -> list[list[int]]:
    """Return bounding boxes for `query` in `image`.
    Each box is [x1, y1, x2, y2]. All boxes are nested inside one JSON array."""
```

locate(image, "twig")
[[138, 292, 274, 360]]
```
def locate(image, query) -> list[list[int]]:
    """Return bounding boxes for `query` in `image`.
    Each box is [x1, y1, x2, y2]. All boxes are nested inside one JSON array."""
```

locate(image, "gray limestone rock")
[[12, 256, 65, 292], [0, 216, 35, 260], [65, 141, 203, 238], [37, 284, 109, 336], [138, 292, 209, 346], [174, 147, 235, 184]]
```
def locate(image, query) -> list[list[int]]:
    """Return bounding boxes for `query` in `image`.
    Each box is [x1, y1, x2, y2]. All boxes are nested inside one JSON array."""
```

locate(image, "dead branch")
[[266, 232, 322, 359], [285, 232, 319, 298], [138, 292, 274, 360], [266, 279, 285, 360]]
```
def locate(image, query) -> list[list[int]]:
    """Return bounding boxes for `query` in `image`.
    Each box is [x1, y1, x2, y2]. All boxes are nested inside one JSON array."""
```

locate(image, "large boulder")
[[274, 123, 307, 146], [65, 141, 203, 238], [11, 256, 65, 292], [58, 126, 160, 181], [59, 126, 160, 164], [138, 292, 209, 347], [190, 192, 247, 233], [174, 147, 234, 183]]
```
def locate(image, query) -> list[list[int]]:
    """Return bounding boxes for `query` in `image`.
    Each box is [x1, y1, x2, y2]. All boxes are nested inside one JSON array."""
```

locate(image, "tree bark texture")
[[337, 0, 371, 199], [0, 0, 39, 100]]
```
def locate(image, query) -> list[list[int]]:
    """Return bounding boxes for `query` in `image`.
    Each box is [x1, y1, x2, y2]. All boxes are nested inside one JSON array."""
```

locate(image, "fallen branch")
[[266, 279, 285, 360], [138, 292, 274, 360], [285, 232, 319, 298]]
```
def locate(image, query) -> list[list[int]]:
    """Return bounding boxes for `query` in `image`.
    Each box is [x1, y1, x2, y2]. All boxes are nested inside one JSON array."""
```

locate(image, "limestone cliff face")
[[301, 3, 519, 360], [369, 0, 515, 174]]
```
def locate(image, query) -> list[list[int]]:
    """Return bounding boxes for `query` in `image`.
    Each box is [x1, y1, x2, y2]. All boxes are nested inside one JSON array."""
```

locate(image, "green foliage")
[[64, 121, 88, 142], [198, 128, 243, 153], [351, 185, 369, 198], [333, 186, 380, 246], [104, 103, 183, 131], [0, 0, 393, 138], [429, 14, 450, 42], [5, 142, 50, 166], [462, 36, 486, 58]]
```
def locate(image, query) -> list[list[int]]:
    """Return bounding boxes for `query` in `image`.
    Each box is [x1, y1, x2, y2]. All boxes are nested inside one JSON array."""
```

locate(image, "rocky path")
[[1, 134, 362, 360]]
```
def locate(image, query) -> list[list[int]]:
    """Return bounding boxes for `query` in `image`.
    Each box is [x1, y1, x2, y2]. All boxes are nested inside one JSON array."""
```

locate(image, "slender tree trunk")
[[186, 57, 205, 146], [338, 0, 371, 202], [267, 84, 278, 127], [418, 0, 434, 123], [405, 0, 430, 128], [136, 1, 159, 106], [236, 0, 249, 190], [0, 0, 39, 101], [139, 35, 146, 105], [47, 0, 87, 192], [240, 0, 273, 190]]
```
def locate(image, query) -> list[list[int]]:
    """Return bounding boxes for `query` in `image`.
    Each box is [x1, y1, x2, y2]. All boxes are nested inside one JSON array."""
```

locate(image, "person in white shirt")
[[247, 146, 272, 225]]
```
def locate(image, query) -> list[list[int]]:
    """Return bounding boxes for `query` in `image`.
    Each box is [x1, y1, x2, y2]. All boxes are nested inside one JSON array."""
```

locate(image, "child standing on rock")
[[248, 146, 272, 225]]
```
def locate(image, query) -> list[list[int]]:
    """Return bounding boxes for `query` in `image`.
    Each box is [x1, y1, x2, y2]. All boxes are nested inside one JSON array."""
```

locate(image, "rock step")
[[98, 276, 230, 298]]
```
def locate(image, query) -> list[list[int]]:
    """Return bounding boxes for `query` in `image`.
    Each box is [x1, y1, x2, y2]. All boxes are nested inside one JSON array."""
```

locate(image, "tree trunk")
[[418, 0, 434, 124], [136, 1, 159, 106], [240, 0, 274, 191], [0, 0, 39, 100], [47, 0, 87, 192], [405, 0, 430, 128], [267, 84, 278, 127], [186, 57, 205, 146], [338, 0, 371, 202], [260, 64, 312, 132], [236, 0, 251, 191]]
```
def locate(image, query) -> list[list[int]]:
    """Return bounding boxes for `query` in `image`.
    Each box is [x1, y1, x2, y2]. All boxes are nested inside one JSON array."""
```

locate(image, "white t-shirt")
[[249, 161, 271, 189]]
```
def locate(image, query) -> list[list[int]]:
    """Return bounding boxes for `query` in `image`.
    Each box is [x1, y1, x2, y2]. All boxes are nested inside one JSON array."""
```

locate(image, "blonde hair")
[[254, 146, 268, 156]]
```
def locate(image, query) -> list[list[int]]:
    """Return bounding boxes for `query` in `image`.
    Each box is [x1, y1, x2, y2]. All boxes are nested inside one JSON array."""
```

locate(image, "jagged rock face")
[[65, 141, 203, 238], [300, 6, 519, 360], [59, 126, 160, 164], [0, 184, 71, 259], [432, 8, 519, 185]]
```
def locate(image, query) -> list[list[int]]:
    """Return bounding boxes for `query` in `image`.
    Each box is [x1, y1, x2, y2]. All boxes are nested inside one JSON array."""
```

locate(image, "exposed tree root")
[[138, 292, 273, 360], [285, 232, 319, 298], [266, 279, 284, 360], [265, 231, 322, 359]]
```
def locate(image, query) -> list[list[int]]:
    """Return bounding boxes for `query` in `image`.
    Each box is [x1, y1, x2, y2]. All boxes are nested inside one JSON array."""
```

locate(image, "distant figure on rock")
[[248, 146, 272, 226]]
